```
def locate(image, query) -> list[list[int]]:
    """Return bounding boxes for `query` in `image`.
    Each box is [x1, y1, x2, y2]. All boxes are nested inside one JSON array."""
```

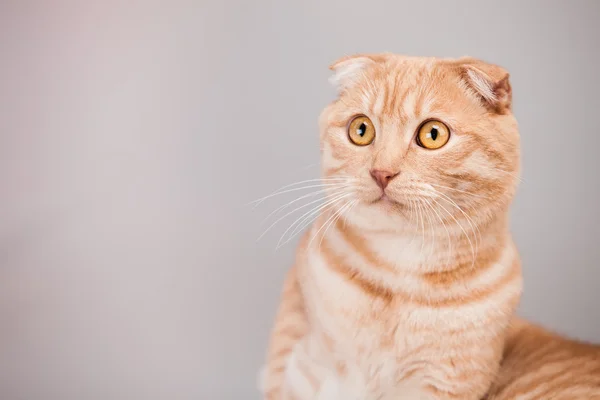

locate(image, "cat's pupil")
[[430, 127, 438, 141], [358, 123, 366, 136]]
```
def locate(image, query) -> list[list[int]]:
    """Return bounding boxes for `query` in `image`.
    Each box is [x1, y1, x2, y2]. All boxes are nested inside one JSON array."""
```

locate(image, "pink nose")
[[370, 169, 399, 189]]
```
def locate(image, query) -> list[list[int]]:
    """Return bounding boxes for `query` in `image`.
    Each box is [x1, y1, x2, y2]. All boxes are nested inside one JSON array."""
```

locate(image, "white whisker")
[[405, 198, 418, 248], [430, 197, 476, 268], [317, 200, 357, 250], [298, 162, 320, 171], [286, 193, 348, 242], [421, 197, 435, 258], [431, 188, 481, 251], [428, 183, 491, 200], [308, 197, 354, 249], [494, 168, 523, 183], [257, 191, 350, 242], [250, 181, 352, 207], [247, 176, 353, 205], [406, 198, 414, 223], [260, 186, 350, 225], [416, 200, 425, 256], [423, 198, 451, 269], [276, 191, 354, 248]]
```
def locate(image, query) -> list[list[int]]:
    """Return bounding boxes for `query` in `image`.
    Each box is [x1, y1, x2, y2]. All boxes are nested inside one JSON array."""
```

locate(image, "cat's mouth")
[[372, 193, 403, 208]]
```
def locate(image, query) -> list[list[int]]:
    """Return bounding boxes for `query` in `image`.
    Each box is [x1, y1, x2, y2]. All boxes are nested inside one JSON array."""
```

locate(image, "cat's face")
[[319, 54, 520, 232]]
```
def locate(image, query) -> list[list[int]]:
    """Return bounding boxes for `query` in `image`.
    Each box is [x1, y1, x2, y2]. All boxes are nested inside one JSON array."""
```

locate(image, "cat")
[[485, 318, 600, 399], [259, 53, 600, 399]]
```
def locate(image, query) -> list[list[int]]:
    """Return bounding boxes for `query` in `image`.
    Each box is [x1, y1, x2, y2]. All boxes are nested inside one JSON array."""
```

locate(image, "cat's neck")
[[316, 206, 511, 277], [305, 207, 519, 305]]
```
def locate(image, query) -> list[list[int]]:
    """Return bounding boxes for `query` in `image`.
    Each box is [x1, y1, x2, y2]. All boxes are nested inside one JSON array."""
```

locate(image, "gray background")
[[1, 0, 599, 399]]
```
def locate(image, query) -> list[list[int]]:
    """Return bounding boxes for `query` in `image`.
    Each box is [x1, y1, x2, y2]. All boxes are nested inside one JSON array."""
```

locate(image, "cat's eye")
[[347, 115, 375, 146], [417, 120, 450, 150]]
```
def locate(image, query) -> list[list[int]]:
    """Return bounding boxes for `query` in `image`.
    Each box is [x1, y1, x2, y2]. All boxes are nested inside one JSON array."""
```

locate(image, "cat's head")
[[318, 54, 520, 232]]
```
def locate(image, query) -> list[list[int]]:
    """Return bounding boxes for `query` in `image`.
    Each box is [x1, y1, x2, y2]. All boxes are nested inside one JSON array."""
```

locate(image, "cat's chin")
[[352, 195, 410, 222], [347, 201, 413, 234], [371, 193, 405, 211]]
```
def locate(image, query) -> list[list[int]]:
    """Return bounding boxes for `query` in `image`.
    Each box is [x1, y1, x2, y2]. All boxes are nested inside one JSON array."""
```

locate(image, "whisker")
[[406, 198, 414, 223], [405, 198, 418, 248], [308, 198, 354, 249], [276, 191, 354, 248], [421, 197, 435, 258], [287, 193, 350, 242], [260, 186, 350, 225], [438, 169, 523, 184], [278, 210, 322, 248], [416, 200, 425, 256], [281, 209, 324, 247], [249, 181, 352, 207], [430, 188, 481, 251], [317, 200, 357, 250], [340, 200, 360, 233], [257, 190, 351, 242], [494, 168, 524, 183], [342, 201, 355, 230], [298, 162, 320, 171], [430, 197, 476, 268], [423, 198, 452, 269], [428, 183, 491, 200], [247, 176, 352, 204]]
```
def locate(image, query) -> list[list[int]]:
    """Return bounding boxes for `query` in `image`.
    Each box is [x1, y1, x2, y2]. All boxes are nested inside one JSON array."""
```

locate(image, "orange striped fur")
[[485, 318, 600, 399], [260, 54, 599, 399]]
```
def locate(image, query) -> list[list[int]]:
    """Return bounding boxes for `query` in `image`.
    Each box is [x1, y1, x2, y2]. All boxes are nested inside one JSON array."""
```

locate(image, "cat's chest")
[[313, 303, 435, 377], [302, 253, 426, 345], [297, 328, 435, 400], [302, 298, 459, 400], [303, 274, 436, 385], [299, 255, 467, 394]]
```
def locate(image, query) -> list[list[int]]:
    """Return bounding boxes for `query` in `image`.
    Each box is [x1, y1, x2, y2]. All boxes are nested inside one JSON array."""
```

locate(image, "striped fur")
[[485, 319, 600, 399], [260, 54, 599, 399]]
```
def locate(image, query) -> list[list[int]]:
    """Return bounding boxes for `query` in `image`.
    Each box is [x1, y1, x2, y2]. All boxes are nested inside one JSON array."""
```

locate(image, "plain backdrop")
[[1, 1, 599, 399]]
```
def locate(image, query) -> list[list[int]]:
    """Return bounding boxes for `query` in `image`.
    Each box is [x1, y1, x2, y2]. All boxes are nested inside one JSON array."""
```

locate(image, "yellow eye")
[[347, 115, 375, 146], [417, 120, 450, 149]]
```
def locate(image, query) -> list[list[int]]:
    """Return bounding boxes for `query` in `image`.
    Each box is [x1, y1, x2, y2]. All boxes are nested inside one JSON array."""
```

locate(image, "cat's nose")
[[370, 169, 399, 190]]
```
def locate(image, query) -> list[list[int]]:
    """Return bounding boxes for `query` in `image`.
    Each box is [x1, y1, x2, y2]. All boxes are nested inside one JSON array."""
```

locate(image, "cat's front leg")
[[279, 339, 330, 400], [262, 265, 310, 399], [415, 368, 499, 400]]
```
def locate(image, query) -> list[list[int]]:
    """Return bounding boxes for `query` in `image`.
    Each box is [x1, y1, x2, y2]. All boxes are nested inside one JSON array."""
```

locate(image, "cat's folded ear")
[[457, 57, 512, 114], [328, 54, 386, 92]]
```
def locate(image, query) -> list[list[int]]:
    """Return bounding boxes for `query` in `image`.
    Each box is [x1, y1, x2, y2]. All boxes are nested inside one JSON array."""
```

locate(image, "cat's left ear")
[[329, 54, 386, 92], [458, 58, 512, 114]]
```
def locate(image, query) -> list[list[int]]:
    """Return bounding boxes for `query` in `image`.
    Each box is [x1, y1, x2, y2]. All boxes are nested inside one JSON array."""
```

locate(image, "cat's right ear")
[[456, 57, 512, 114], [328, 54, 381, 92]]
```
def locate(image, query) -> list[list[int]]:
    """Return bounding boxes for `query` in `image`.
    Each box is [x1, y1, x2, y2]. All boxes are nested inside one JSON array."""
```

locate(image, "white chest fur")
[[290, 240, 518, 400]]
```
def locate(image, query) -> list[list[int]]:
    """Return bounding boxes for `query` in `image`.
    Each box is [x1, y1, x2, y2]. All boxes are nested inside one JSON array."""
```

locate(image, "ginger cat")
[[260, 53, 600, 399]]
